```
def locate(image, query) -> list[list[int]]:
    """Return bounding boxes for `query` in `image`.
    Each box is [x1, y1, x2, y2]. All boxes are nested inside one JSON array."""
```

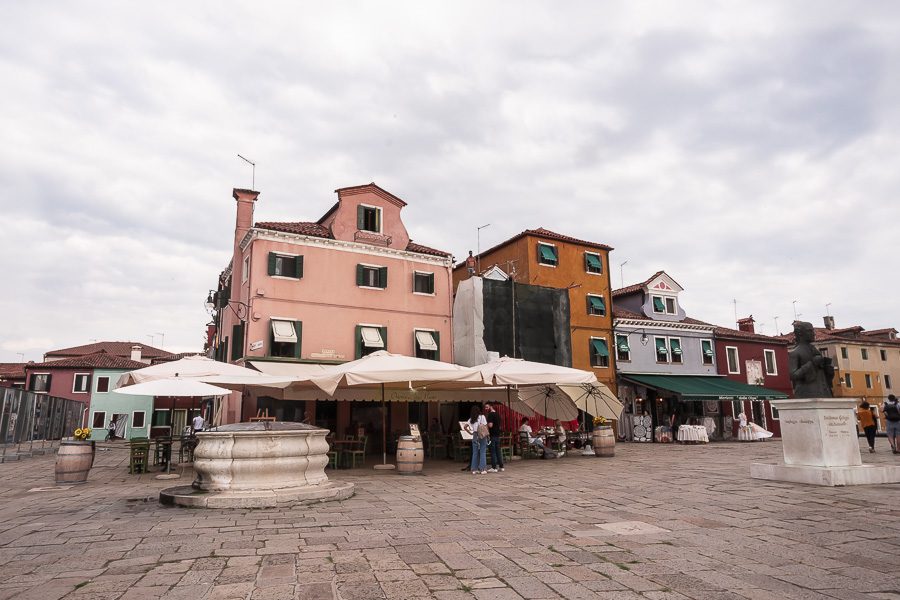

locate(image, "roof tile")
[[45, 342, 171, 359], [28, 352, 149, 371]]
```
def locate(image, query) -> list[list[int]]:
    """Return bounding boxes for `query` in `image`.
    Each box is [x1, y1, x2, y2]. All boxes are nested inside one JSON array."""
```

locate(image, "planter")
[[56, 440, 95, 484], [592, 427, 615, 457]]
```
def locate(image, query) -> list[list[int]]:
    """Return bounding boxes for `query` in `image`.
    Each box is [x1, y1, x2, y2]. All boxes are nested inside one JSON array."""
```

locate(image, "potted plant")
[[591, 416, 615, 457], [55, 428, 94, 484]]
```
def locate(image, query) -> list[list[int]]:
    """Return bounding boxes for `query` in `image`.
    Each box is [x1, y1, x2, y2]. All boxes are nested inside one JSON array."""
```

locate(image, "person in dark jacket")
[[486, 403, 504, 472]]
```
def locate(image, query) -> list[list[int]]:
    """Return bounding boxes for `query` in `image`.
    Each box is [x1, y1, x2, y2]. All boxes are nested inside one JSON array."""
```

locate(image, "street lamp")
[[476, 224, 490, 275]]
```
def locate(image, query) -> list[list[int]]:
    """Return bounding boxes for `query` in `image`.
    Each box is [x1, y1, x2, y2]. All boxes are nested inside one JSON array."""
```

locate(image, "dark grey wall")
[[482, 279, 572, 366]]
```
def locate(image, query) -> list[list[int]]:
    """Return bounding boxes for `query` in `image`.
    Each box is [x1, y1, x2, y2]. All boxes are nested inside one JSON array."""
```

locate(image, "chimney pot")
[[130, 345, 142, 362], [737, 315, 755, 334], [823, 315, 835, 330]]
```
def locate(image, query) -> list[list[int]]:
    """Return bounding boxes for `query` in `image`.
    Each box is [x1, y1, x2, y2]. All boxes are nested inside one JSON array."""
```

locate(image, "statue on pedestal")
[[788, 321, 834, 398]]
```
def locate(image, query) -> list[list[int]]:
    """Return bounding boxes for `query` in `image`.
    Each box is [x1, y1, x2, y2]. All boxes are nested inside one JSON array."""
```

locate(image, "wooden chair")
[[129, 439, 150, 474], [518, 432, 542, 459], [500, 433, 514, 462], [451, 432, 472, 463], [343, 436, 367, 469]]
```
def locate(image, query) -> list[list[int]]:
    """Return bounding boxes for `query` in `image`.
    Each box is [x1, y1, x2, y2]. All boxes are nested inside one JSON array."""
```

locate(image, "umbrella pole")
[[374, 383, 395, 470]]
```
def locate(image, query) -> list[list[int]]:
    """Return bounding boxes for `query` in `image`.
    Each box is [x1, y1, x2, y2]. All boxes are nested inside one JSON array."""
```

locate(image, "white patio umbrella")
[[558, 383, 624, 431], [310, 351, 484, 469], [117, 355, 266, 386], [473, 357, 596, 429], [115, 379, 233, 397], [517, 385, 580, 422]]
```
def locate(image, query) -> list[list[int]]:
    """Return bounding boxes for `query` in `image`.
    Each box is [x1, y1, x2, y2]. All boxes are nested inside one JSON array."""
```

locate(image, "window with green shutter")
[[616, 334, 630, 361], [537, 243, 558, 266], [357, 264, 387, 288], [669, 338, 682, 364], [655, 337, 668, 362], [652, 296, 665, 313], [585, 252, 603, 274], [701, 340, 714, 365], [587, 295, 606, 316], [590, 338, 609, 367], [357, 205, 381, 233], [231, 323, 245, 361], [413, 272, 435, 294], [356, 325, 387, 358], [269, 319, 302, 358], [268, 252, 303, 279], [414, 330, 440, 360]]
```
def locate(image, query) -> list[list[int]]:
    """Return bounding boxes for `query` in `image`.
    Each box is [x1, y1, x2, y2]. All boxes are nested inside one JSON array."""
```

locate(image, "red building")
[[712, 316, 791, 438], [0, 363, 27, 388], [24, 352, 148, 404]]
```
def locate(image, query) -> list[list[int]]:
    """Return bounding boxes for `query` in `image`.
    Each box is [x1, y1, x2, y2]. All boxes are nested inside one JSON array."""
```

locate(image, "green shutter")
[[585, 253, 603, 272], [538, 244, 557, 263], [670, 338, 682, 355], [357, 205, 365, 230], [653, 297, 665, 312], [378, 267, 388, 289], [588, 296, 606, 314], [294, 320, 303, 358], [356, 264, 365, 286], [295, 256, 304, 279], [231, 323, 244, 361], [433, 330, 440, 361], [590, 339, 609, 357], [616, 335, 630, 352], [268, 252, 277, 276], [427, 273, 434, 294], [655, 338, 668, 354], [380, 326, 388, 351], [223, 336, 230, 361], [702, 340, 713, 357], [355, 325, 363, 359]]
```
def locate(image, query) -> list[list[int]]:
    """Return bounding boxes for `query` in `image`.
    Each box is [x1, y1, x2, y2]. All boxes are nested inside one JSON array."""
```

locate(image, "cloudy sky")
[[2, 2, 898, 361]]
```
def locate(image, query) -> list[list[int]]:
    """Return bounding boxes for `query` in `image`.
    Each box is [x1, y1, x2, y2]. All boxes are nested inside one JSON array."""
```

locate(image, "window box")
[[357, 264, 388, 289], [590, 338, 609, 368], [268, 252, 303, 279], [584, 252, 603, 274], [537, 243, 558, 266], [587, 295, 606, 316]]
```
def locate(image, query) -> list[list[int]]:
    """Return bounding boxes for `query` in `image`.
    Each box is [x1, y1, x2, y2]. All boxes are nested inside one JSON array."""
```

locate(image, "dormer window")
[[652, 295, 677, 315], [357, 204, 382, 233]]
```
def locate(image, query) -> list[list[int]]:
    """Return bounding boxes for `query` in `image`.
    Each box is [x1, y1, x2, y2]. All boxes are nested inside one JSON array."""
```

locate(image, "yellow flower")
[[74, 428, 83, 437]]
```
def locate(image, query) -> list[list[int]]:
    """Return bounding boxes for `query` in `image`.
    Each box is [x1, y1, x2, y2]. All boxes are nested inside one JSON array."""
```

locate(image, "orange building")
[[453, 228, 616, 392]]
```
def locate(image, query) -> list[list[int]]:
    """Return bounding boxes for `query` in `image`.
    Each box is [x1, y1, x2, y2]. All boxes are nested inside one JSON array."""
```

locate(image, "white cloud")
[[1, 1, 899, 361]]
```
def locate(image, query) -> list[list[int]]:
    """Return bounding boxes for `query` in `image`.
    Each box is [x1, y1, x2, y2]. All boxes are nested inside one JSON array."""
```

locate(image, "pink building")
[[209, 183, 454, 432]]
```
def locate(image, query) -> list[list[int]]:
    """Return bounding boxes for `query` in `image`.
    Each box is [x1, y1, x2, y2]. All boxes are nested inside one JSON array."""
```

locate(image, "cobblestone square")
[[1, 440, 898, 599]]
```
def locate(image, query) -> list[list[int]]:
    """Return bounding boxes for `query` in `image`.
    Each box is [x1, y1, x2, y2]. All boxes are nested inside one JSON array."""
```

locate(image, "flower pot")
[[592, 427, 615, 457], [56, 440, 94, 484]]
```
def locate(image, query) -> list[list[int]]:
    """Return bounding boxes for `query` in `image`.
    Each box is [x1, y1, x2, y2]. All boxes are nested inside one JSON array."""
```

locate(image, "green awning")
[[590, 339, 609, 357], [621, 374, 788, 401], [653, 297, 665, 312], [539, 244, 557, 262], [701, 340, 714, 357], [585, 253, 603, 271], [670, 338, 682, 355], [616, 336, 630, 352], [588, 296, 606, 312], [655, 337, 667, 354]]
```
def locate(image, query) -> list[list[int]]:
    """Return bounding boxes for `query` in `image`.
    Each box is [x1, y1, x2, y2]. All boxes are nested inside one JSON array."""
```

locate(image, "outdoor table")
[[330, 439, 356, 468], [677, 425, 709, 444], [154, 438, 173, 468]]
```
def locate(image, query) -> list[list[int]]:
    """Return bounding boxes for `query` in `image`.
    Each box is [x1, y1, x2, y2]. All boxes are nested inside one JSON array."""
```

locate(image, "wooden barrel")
[[55, 441, 94, 484], [396, 436, 424, 475], [592, 427, 615, 458]]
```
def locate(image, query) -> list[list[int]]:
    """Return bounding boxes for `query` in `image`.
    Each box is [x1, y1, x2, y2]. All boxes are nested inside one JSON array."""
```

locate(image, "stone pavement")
[[1, 439, 899, 600]]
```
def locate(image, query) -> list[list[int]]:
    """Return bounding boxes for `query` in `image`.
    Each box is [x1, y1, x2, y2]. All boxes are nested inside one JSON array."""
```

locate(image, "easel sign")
[[409, 424, 421, 440]]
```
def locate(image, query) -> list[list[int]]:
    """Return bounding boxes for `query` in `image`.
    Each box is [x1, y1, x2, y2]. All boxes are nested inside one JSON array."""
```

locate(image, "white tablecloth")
[[737, 425, 755, 441], [677, 425, 709, 443]]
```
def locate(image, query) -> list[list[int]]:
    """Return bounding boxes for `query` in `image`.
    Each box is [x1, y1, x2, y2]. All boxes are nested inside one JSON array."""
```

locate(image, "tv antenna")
[[237, 154, 256, 189]]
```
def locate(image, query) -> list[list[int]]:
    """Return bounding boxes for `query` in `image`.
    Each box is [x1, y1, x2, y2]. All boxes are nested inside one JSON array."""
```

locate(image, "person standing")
[[463, 405, 488, 474], [857, 401, 877, 453], [106, 416, 118, 441], [882, 394, 900, 454], [192, 412, 205, 435], [486, 403, 504, 473]]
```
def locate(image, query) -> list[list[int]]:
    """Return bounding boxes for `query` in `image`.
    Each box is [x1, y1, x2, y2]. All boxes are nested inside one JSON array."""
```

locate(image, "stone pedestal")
[[750, 398, 900, 486], [160, 422, 354, 508]]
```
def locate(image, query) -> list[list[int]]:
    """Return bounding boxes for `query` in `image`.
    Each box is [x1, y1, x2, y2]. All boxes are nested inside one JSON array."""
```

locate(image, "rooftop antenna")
[[476, 224, 490, 275], [792, 300, 800, 320], [619, 260, 628, 288], [773, 316, 780, 336], [237, 154, 256, 189], [16, 352, 24, 361], [733, 299, 738, 327], [825, 302, 832, 316], [155, 332, 165, 349]]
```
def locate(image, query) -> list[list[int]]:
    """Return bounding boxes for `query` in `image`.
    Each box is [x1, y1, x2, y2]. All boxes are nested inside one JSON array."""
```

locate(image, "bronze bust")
[[788, 321, 834, 398]]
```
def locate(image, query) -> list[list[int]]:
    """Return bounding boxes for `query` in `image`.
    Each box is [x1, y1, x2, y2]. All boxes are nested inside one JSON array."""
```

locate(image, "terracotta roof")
[[712, 324, 790, 344], [255, 221, 451, 257], [612, 271, 683, 297], [335, 182, 408, 207], [781, 327, 900, 346], [457, 227, 614, 269], [45, 342, 171, 360], [0, 363, 27, 379], [860, 328, 898, 338], [256, 221, 334, 238], [27, 352, 148, 371]]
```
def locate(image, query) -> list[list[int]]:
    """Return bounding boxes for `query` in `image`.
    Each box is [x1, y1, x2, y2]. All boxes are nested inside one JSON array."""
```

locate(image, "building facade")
[[209, 183, 455, 435], [452, 228, 616, 392]]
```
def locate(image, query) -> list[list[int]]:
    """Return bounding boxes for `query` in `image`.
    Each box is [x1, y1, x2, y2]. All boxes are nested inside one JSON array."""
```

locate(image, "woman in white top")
[[463, 405, 488, 474]]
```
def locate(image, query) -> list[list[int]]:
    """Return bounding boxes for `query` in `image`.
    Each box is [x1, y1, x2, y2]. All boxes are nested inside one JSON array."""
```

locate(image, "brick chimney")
[[231, 188, 259, 300], [823, 315, 835, 330], [737, 315, 755, 334], [130, 345, 142, 362]]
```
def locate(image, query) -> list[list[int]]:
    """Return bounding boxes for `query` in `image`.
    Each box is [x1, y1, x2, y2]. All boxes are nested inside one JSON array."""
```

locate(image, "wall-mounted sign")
[[248, 340, 264, 351]]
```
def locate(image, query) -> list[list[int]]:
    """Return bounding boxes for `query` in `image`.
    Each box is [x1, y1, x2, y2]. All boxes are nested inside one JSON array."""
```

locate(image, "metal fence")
[[0, 388, 84, 462]]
